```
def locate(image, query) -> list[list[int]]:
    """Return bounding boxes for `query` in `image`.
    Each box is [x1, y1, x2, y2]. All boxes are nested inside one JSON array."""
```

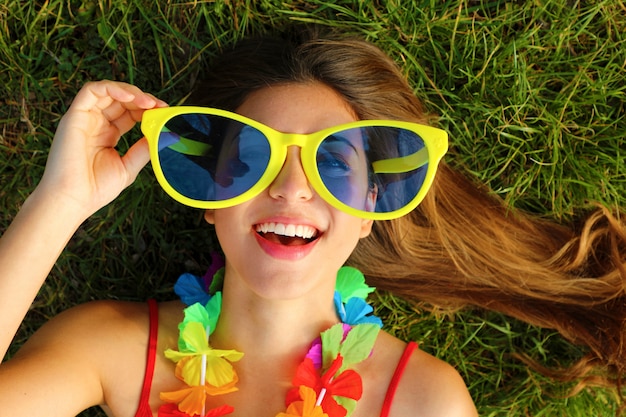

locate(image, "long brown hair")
[[188, 25, 626, 391]]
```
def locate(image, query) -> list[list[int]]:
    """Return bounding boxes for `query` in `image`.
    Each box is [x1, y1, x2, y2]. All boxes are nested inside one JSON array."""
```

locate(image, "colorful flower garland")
[[158, 264, 382, 417]]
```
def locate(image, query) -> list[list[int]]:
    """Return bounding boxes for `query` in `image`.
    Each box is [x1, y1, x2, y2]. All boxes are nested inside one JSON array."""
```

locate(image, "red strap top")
[[134, 299, 158, 417], [380, 340, 418, 417], [133, 301, 417, 417]]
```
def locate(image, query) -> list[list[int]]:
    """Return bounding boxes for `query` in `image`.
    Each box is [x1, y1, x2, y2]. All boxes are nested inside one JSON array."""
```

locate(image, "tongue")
[[263, 232, 310, 246]]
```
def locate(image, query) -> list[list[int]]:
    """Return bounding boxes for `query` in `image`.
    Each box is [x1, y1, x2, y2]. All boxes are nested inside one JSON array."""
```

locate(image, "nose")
[[268, 146, 314, 202]]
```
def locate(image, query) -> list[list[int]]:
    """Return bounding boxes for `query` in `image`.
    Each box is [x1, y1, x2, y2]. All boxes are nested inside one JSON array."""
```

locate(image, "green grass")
[[1, 0, 624, 415]]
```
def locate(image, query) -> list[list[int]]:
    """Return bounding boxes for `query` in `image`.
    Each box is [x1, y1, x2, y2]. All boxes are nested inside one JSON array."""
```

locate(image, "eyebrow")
[[322, 134, 361, 156]]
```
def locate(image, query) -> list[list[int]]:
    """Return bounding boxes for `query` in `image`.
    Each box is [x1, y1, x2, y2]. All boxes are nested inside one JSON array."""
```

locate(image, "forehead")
[[235, 82, 358, 135]]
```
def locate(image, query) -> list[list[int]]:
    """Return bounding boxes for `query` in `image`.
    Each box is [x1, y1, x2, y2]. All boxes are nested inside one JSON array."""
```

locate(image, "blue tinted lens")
[[317, 126, 428, 213], [157, 114, 270, 201], [214, 126, 270, 199]]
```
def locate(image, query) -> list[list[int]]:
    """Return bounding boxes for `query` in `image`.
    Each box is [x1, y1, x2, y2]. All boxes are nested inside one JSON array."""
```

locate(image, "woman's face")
[[205, 82, 374, 301]]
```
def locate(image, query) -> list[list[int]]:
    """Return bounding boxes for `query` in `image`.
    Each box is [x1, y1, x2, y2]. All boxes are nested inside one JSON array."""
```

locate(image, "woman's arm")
[[0, 81, 166, 358], [0, 300, 152, 416]]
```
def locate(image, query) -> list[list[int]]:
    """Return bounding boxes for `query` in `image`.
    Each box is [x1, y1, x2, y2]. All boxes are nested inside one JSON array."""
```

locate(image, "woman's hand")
[[36, 80, 167, 217], [0, 81, 166, 358]]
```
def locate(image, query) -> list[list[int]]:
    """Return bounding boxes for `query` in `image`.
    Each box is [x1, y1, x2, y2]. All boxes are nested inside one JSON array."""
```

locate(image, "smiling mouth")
[[255, 222, 319, 246]]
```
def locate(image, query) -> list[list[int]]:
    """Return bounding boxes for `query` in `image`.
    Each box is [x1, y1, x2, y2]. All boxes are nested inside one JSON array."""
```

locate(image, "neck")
[[212, 277, 340, 360]]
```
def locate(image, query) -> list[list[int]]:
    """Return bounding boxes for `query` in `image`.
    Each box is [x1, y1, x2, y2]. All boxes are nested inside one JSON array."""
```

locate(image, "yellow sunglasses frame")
[[141, 106, 448, 220]]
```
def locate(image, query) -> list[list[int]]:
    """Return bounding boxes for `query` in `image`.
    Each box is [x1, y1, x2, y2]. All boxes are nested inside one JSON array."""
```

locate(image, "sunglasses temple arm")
[[163, 136, 212, 156], [371, 148, 429, 174]]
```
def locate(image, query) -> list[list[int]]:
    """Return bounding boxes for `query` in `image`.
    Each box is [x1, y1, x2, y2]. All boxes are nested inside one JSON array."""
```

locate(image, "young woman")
[[0, 27, 623, 417]]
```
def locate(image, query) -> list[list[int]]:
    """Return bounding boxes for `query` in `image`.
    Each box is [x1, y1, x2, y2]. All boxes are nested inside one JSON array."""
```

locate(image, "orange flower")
[[276, 386, 329, 417], [160, 373, 238, 416]]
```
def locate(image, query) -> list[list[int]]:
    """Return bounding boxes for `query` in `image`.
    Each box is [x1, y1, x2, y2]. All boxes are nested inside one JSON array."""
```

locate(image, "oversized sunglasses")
[[141, 107, 448, 220]]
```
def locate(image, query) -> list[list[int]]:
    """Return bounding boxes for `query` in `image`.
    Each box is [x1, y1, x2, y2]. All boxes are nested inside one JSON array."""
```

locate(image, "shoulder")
[[21, 300, 151, 351], [372, 332, 477, 417], [398, 345, 477, 416], [15, 300, 155, 386], [0, 300, 153, 416]]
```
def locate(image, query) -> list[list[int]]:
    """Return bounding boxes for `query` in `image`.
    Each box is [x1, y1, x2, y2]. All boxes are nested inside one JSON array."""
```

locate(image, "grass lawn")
[[1, 1, 624, 415]]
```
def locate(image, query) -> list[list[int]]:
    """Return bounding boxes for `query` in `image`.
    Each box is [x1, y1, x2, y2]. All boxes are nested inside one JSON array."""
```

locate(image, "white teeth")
[[256, 222, 317, 239]]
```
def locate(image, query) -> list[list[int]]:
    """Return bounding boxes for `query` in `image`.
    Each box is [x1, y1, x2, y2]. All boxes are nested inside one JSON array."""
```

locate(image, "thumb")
[[121, 137, 151, 186]]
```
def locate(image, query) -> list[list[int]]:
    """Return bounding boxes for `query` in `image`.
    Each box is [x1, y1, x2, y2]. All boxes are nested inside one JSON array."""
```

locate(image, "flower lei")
[[158, 258, 382, 417]]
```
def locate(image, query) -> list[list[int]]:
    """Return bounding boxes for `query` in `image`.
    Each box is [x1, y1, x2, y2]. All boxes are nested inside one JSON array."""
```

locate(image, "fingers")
[[71, 80, 166, 115], [56, 81, 168, 152], [69, 81, 167, 136]]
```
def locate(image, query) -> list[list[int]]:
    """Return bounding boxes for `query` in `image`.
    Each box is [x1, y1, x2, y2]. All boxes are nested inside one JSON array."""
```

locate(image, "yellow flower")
[[165, 321, 244, 387]]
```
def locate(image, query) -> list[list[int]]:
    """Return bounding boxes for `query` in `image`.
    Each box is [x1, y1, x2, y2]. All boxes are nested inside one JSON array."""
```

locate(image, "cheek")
[[335, 214, 372, 248], [209, 207, 248, 257], [212, 217, 245, 270]]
